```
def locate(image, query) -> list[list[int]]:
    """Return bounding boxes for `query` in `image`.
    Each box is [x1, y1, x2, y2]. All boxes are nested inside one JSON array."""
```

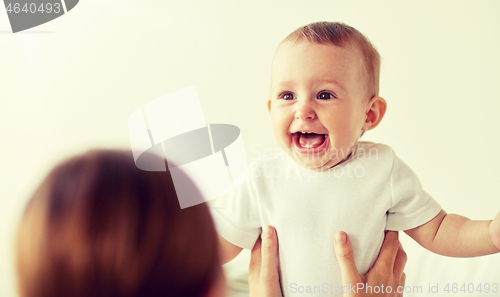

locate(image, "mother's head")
[[16, 150, 225, 297]]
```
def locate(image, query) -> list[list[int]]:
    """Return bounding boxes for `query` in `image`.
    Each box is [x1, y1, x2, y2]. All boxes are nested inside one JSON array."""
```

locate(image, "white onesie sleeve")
[[386, 150, 442, 231], [210, 164, 262, 249]]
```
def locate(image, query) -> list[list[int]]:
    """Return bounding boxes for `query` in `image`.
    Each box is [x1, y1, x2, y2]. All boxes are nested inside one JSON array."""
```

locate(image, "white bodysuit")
[[211, 142, 441, 296]]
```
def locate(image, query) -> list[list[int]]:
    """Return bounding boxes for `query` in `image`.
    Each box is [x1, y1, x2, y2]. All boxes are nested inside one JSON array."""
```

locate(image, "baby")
[[211, 22, 500, 296]]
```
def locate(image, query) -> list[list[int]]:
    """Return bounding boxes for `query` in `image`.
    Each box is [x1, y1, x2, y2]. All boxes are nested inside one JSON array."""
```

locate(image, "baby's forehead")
[[273, 40, 364, 67], [271, 41, 368, 88]]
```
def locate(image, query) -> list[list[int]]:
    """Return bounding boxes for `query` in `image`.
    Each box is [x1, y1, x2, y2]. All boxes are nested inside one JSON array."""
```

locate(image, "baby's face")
[[268, 41, 370, 170]]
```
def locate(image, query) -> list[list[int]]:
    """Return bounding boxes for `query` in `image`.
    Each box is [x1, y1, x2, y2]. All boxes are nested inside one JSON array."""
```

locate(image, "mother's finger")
[[260, 226, 279, 281], [334, 231, 363, 286], [373, 231, 400, 270], [393, 242, 407, 277]]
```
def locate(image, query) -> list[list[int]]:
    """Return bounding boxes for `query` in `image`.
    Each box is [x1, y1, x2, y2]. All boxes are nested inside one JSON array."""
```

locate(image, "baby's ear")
[[267, 99, 271, 113], [362, 96, 387, 131]]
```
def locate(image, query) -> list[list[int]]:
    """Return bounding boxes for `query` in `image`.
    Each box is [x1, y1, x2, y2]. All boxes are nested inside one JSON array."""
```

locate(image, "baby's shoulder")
[[354, 142, 395, 164], [356, 141, 393, 154]]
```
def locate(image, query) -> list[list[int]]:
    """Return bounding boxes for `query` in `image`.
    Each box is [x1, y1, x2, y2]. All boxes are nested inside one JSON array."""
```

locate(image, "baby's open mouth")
[[292, 132, 327, 149]]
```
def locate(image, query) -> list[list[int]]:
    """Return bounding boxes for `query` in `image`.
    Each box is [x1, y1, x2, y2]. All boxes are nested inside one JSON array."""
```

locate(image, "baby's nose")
[[295, 101, 316, 120]]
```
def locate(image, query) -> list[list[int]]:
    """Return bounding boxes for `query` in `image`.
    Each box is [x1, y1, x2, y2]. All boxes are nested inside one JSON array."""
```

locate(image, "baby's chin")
[[290, 153, 342, 171]]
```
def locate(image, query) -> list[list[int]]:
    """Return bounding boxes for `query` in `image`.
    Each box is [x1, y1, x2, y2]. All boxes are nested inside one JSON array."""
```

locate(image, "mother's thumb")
[[334, 231, 362, 286]]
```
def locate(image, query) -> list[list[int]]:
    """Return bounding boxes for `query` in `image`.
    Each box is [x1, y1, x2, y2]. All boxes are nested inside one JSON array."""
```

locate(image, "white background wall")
[[1, 1, 500, 296]]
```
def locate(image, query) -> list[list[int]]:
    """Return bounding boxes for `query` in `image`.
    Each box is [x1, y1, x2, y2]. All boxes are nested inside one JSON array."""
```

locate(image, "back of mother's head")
[[16, 150, 223, 297]]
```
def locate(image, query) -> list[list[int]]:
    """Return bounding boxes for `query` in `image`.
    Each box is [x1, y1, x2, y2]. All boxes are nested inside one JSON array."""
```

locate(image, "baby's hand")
[[490, 212, 500, 251]]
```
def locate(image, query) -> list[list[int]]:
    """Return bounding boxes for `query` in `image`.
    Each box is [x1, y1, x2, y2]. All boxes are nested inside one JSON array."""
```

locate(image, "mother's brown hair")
[[16, 150, 222, 297]]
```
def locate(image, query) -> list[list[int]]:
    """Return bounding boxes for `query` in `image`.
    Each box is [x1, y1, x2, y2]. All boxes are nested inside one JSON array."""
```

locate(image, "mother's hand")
[[249, 225, 283, 297], [249, 227, 407, 297], [334, 231, 407, 297]]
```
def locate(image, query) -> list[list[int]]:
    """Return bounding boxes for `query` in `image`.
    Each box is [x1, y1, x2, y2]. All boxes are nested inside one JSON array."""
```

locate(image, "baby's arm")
[[405, 210, 500, 257], [218, 234, 243, 264]]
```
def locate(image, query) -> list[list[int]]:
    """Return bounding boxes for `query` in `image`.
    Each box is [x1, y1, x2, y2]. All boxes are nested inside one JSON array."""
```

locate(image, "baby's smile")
[[291, 132, 328, 153]]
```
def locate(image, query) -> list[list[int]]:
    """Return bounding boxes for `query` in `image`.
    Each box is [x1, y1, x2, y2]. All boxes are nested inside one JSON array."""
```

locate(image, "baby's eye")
[[317, 92, 336, 100], [280, 93, 297, 100]]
